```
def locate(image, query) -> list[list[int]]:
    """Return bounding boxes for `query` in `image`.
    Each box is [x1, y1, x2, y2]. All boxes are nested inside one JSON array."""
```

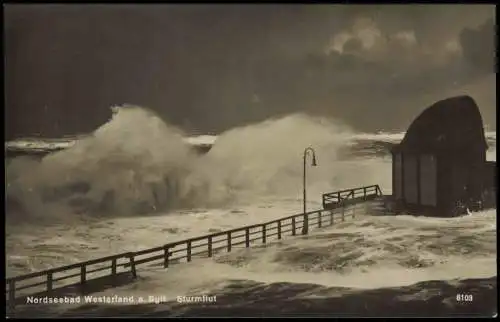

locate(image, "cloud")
[[4, 5, 496, 139], [459, 18, 495, 75], [246, 15, 495, 131], [325, 16, 466, 67]]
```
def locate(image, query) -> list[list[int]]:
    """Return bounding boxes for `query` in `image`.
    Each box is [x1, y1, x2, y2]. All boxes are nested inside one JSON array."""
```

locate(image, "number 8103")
[[456, 294, 473, 302]]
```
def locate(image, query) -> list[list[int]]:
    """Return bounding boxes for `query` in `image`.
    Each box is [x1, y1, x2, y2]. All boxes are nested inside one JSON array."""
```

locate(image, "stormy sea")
[[5, 106, 497, 317]]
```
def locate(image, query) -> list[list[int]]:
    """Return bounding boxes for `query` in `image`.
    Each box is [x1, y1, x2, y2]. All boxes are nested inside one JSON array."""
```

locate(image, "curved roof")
[[393, 95, 488, 154]]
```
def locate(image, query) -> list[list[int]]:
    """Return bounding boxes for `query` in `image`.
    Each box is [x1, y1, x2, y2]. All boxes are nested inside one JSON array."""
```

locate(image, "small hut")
[[390, 95, 494, 217]]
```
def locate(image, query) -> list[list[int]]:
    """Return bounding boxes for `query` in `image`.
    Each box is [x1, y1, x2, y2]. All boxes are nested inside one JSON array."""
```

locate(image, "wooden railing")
[[322, 184, 383, 210], [6, 186, 379, 310], [6, 252, 137, 308]]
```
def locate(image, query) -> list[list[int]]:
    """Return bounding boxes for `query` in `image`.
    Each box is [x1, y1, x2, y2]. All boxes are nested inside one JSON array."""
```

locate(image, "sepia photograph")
[[4, 3, 497, 318]]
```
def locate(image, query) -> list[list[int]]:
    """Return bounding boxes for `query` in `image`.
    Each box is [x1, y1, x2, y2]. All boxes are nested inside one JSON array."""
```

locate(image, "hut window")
[[403, 154, 418, 203], [420, 154, 437, 206]]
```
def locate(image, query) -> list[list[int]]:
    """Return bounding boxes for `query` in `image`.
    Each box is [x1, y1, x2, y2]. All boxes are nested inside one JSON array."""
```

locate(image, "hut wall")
[[436, 157, 453, 214], [450, 163, 468, 205], [403, 154, 418, 204], [419, 154, 437, 206]]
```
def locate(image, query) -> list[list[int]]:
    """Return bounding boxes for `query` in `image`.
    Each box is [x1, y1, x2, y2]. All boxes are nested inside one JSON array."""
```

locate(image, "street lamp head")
[[311, 154, 317, 166]]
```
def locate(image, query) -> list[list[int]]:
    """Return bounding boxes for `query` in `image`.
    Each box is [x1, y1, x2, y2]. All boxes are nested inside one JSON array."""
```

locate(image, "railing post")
[[47, 271, 53, 291], [9, 280, 15, 310], [363, 187, 367, 200], [164, 245, 170, 268], [262, 224, 266, 244], [277, 221, 282, 239], [342, 205, 345, 222], [330, 210, 334, 226], [208, 236, 213, 257], [80, 265, 86, 284], [111, 258, 117, 275], [227, 232, 232, 252], [318, 211, 322, 228], [128, 253, 137, 278], [187, 240, 192, 262], [292, 217, 296, 236], [245, 228, 250, 248]]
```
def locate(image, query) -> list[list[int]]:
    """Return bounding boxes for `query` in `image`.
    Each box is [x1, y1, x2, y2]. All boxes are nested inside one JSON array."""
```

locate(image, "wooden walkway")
[[6, 184, 383, 311]]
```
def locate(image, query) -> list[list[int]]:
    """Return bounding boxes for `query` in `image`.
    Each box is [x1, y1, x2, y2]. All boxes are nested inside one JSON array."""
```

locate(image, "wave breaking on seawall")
[[5, 104, 397, 222]]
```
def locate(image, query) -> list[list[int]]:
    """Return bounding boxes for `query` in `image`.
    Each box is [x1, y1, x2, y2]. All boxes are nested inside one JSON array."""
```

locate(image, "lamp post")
[[302, 147, 317, 235]]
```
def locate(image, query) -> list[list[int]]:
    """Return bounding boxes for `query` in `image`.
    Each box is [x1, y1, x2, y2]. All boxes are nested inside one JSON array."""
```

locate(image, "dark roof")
[[392, 95, 488, 154]]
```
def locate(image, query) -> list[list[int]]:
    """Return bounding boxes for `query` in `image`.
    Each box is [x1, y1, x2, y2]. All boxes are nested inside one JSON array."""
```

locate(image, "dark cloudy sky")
[[4, 4, 496, 139]]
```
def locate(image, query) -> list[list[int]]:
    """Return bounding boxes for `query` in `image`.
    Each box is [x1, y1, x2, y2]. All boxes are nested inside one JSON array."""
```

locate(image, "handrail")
[[7, 252, 134, 282], [6, 185, 380, 309], [322, 184, 380, 200], [322, 184, 382, 209]]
